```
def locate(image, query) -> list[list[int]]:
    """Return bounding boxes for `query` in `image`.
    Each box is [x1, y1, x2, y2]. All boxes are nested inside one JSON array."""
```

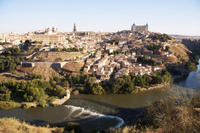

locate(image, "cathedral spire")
[[73, 23, 77, 33]]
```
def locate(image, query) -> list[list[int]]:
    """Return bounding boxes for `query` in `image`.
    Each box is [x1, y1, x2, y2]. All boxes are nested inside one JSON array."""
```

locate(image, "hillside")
[[17, 64, 61, 80], [33, 52, 83, 62], [169, 43, 191, 61], [63, 61, 84, 72]]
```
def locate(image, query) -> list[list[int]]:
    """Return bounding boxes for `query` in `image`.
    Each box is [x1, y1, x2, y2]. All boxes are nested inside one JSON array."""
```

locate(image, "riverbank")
[[137, 82, 170, 92], [0, 88, 70, 110], [0, 101, 37, 110]]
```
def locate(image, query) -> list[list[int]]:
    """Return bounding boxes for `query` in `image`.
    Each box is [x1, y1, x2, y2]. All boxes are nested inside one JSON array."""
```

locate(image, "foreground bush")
[[112, 89, 200, 133]]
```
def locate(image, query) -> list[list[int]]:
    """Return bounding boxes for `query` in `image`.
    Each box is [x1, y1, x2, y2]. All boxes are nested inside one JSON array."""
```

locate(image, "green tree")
[[55, 85, 66, 98], [23, 87, 45, 102], [0, 85, 11, 101], [91, 84, 105, 95]]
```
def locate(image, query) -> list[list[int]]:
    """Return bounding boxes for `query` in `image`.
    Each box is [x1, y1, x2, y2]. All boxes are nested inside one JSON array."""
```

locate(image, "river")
[[0, 60, 200, 132]]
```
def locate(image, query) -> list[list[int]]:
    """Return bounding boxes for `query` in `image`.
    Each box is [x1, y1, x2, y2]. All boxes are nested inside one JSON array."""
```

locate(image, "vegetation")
[[182, 39, 200, 55], [51, 47, 83, 52], [149, 33, 172, 42], [165, 45, 170, 52], [67, 70, 171, 95], [127, 90, 200, 133], [32, 40, 43, 44], [27, 73, 42, 80], [0, 118, 63, 133], [0, 56, 20, 72], [137, 56, 157, 66], [67, 74, 105, 95], [20, 40, 32, 51], [185, 61, 197, 71], [3, 46, 21, 55], [0, 78, 66, 109], [109, 70, 171, 94], [0, 101, 21, 110], [146, 43, 162, 51], [107, 39, 119, 45], [182, 39, 200, 46]]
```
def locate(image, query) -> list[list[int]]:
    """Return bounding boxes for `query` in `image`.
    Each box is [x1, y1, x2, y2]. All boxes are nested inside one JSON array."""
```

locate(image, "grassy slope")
[[170, 43, 191, 61], [62, 61, 84, 72], [0, 118, 63, 133]]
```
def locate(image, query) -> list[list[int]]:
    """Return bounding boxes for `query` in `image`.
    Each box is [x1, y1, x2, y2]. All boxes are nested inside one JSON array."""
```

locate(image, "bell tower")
[[73, 23, 77, 33], [131, 22, 135, 31]]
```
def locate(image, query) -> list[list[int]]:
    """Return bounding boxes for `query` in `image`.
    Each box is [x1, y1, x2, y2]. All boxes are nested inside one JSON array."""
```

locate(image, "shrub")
[[91, 84, 105, 95], [0, 85, 11, 101], [27, 73, 42, 80], [55, 85, 66, 98]]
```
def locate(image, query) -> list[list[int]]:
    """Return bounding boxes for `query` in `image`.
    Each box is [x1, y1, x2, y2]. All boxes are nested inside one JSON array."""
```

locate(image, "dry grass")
[[63, 61, 84, 72], [17, 64, 61, 81], [31, 64, 61, 80], [34, 52, 83, 62], [0, 118, 64, 133], [0, 101, 21, 110], [170, 43, 191, 61]]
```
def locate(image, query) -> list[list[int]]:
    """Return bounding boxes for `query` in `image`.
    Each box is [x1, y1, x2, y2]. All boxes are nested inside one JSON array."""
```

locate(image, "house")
[[0, 45, 4, 54], [115, 68, 129, 79], [98, 57, 108, 68]]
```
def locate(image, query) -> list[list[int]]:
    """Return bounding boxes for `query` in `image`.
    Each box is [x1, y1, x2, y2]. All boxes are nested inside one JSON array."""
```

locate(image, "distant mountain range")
[[169, 34, 200, 40]]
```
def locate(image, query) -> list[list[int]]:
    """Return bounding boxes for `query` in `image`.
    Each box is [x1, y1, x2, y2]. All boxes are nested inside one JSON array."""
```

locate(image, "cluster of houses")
[[83, 50, 163, 82]]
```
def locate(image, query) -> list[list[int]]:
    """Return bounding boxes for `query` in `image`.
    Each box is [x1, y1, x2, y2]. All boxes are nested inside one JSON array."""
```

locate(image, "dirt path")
[[52, 89, 70, 105]]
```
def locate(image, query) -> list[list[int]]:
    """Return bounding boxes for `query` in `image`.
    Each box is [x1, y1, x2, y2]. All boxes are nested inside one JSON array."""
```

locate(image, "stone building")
[[131, 23, 148, 34], [30, 34, 66, 44]]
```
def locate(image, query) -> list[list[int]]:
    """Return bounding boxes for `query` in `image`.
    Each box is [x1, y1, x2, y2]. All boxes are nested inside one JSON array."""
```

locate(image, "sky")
[[0, 0, 200, 35]]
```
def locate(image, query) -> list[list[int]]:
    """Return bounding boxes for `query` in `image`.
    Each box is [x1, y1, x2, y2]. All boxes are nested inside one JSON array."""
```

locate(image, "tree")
[[91, 84, 105, 95], [23, 87, 45, 102], [0, 85, 11, 101], [111, 75, 136, 94], [55, 85, 66, 98]]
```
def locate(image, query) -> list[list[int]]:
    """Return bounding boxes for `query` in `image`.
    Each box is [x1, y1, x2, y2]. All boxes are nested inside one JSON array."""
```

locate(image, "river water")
[[0, 61, 200, 131], [178, 59, 200, 89]]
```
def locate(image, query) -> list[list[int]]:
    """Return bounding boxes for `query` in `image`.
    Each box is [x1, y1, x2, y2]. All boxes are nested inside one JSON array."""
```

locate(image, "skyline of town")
[[0, 0, 200, 36]]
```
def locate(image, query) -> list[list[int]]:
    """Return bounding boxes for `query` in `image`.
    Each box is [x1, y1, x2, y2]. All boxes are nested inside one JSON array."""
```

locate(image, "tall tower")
[[131, 22, 135, 31], [145, 23, 149, 33], [73, 23, 77, 33]]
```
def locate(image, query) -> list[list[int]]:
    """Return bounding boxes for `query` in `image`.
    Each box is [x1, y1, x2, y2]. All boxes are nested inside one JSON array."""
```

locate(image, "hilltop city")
[[0, 23, 185, 82]]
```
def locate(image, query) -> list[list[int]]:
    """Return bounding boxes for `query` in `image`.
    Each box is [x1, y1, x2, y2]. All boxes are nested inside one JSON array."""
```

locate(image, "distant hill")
[[169, 34, 200, 41]]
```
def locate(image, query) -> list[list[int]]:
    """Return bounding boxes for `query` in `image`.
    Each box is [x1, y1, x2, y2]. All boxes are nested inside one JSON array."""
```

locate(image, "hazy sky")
[[0, 0, 200, 35]]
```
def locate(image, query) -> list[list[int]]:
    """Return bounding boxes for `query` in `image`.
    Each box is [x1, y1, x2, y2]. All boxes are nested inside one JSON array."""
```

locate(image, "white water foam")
[[64, 105, 124, 129]]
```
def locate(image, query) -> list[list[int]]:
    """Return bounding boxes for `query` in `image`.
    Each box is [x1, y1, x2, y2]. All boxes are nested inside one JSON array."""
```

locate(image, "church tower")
[[131, 23, 135, 31], [73, 23, 77, 33]]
